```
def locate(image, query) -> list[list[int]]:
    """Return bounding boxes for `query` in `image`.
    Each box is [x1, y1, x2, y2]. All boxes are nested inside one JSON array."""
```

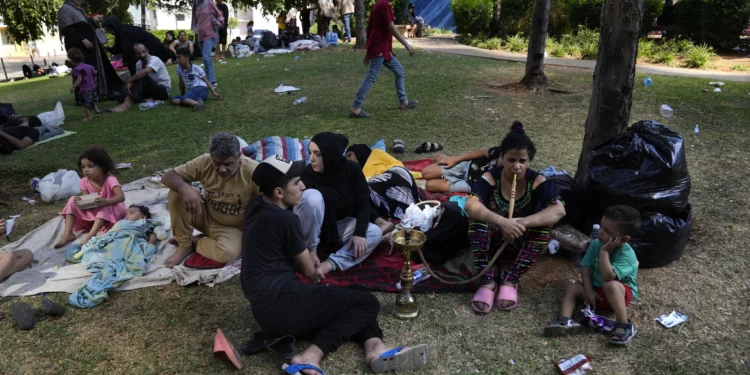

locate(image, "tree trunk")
[[520, 0, 550, 87], [354, 0, 366, 49], [575, 0, 645, 187], [493, 0, 502, 35], [141, 0, 146, 29]]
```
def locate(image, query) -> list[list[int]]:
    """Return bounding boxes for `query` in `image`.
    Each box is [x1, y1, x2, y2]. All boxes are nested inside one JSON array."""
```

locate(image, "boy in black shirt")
[[243, 156, 429, 375]]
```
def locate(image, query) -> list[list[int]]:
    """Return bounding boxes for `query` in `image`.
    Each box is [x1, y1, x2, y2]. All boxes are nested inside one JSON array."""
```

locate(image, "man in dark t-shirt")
[[348, 0, 417, 119], [242, 156, 429, 375], [0, 122, 41, 155]]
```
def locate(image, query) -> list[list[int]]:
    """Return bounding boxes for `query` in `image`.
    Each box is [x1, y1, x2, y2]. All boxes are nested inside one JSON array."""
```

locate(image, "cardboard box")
[[77, 193, 100, 210]]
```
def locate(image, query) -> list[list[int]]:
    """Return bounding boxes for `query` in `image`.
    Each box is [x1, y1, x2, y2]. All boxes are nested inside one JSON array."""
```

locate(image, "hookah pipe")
[[414, 173, 517, 285]]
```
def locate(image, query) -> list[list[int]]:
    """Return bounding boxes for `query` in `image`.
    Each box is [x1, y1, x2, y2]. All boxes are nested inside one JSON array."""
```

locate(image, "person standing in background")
[[339, 0, 355, 42], [215, 0, 230, 61], [192, 0, 224, 89]]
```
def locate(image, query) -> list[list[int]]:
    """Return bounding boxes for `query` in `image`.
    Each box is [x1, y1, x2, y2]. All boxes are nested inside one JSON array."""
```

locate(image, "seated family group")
[[31, 122, 640, 374]]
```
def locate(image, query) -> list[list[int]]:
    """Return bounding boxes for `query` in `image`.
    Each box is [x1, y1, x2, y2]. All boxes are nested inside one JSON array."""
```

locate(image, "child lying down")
[[66, 205, 161, 308]]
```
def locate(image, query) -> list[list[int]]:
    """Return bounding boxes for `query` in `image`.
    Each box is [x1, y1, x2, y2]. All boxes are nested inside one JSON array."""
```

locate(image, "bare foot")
[[313, 260, 333, 282], [164, 247, 192, 268], [79, 233, 94, 245], [290, 352, 324, 375], [375, 218, 395, 235], [54, 233, 76, 249]]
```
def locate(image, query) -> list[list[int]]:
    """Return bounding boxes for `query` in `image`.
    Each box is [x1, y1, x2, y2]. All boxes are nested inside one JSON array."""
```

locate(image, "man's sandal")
[[398, 100, 418, 110], [283, 363, 327, 375], [414, 142, 443, 154], [608, 320, 637, 346], [393, 139, 405, 154], [348, 110, 371, 119], [370, 344, 429, 374]]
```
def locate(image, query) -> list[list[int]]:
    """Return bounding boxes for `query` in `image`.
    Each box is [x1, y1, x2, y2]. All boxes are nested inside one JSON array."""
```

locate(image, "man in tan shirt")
[[161, 132, 259, 268]]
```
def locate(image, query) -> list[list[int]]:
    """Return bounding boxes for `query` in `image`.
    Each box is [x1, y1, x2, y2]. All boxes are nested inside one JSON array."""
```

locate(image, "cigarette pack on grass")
[[77, 193, 100, 210], [555, 354, 592, 375]]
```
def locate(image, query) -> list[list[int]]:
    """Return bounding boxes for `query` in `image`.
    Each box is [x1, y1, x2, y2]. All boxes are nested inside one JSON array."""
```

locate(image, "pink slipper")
[[496, 285, 518, 311], [471, 287, 495, 314]]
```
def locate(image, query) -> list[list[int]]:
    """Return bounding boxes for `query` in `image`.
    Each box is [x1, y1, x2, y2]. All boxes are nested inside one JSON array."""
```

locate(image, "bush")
[[580, 40, 598, 59], [685, 44, 716, 68], [476, 41, 489, 49], [500, 0, 534, 36], [485, 37, 502, 50], [424, 28, 454, 36], [638, 39, 656, 59], [565, 44, 582, 58], [652, 51, 675, 65], [731, 64, 750, 72], [451, 0, 494, 36], [548, 40, 566, 57], [149, 29, 195, 44], [676, 0, 750, 49], [504, 33, 528, 52]]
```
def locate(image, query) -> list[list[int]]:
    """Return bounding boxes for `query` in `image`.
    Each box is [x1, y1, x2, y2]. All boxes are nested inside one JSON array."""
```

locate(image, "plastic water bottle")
[[295, 55, 300, 61], [254, 42, 260, 54], [293, 96, 307, 105], [281, 40, 286, 49], [139, 100, 164, 111], [396, 269, 431, 290], [29, 177, 41, 192], [643, 77, 653, 87], [590, 224, 600, 242], [694, 124, 700, 137], [659, 104, 673, 118]]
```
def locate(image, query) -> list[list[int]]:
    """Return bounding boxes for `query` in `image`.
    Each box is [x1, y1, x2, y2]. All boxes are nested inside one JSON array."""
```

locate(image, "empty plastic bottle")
[[139, 100, 164, 110], [293, 96, 307, 105], [396, 269, 431, 290], [643, 77, 653, 87], [694, 124, 700, 137], [295, 55, 301, 60], [590, 224, 600, 242]]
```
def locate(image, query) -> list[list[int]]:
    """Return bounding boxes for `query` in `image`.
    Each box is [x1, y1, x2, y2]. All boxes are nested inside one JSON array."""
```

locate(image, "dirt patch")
[[481, 78, 578, 96]]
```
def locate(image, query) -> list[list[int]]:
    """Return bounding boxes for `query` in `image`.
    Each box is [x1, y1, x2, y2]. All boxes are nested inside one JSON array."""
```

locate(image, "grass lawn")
[[1, 45, 749, 375]]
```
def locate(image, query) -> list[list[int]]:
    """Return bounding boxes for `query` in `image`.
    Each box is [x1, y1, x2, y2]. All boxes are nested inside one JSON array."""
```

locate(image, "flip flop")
[[398, 100, 418, 110], [370, 344, 429, 374], [496, 284, 518, 311], [471, 287, 495, 314], [41, 296, 66, 317], [214, 328, 245, 369], [10, 302, 36, 330], [414, 142, 443, 154], [393, 139, 405, 154], [283, 363, 327, 375], [348, 110, 371, 119]]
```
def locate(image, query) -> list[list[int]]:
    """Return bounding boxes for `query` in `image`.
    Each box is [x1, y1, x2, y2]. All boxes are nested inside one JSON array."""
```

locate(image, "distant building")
[[0, 23, 67, 59], [128, 4, 277, 37]]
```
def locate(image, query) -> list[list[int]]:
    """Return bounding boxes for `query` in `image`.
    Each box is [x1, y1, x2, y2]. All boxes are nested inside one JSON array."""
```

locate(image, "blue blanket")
[[69, 219, 159, 308]]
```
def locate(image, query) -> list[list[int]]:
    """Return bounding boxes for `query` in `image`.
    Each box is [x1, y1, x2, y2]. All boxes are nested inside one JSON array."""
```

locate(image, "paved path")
[[410, 36, 750, 83], [0, 56, 68, 81]]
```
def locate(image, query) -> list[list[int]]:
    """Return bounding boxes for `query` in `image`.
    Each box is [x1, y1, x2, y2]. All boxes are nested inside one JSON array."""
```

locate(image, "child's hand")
[[585, 288, 600, 309], [69, 87, 75, 93], [73, 196, 82, 206], [94, 197, 109, 207], [148, 233, 158, 244], [602, 237, 624, 253], [214, 92, 222, 100]]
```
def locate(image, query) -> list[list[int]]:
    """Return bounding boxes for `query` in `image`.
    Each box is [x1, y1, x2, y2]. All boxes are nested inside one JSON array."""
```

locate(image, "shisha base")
[[391, 225, 426, 320]]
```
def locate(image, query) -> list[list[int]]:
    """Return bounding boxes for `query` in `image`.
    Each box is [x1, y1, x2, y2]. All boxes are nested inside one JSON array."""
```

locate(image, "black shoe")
[[242, 332, 295, 362], [41, 296, 66, 317], [10, 303, 36, 330]]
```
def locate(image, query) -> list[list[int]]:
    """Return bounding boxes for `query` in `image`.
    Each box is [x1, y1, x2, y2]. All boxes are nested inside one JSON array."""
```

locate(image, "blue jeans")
[[343, 13, 353, 40], [352, 55, 407, 110], [200, 38, 216, 85], [171, 86, 209, 104]]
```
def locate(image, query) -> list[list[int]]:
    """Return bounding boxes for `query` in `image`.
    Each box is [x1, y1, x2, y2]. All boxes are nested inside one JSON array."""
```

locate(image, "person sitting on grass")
[[0, 219, 33, 282], [543, 205, 641, 346], [68, 47, 101, 121], [108, 44, 172, 113], [171, 47, 222, 112], [54, 146, 127, 248], [464, 122, 566, 314], [242, 156, 429, 375]]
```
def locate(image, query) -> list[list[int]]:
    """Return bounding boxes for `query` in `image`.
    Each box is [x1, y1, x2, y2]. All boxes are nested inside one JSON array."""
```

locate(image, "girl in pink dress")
[[54, 147, 127, 248]]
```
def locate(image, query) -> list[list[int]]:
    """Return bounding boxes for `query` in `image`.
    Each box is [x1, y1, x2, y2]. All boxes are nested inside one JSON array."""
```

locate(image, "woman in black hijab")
[[346, 144, 420, 221], [102, 16, 171, 75], [298, 132, 383, 278], [57, 0, 122, 98]]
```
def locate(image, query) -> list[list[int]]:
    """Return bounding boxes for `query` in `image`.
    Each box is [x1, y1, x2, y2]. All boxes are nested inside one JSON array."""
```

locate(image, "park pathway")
[[410, 36, 750, 83]]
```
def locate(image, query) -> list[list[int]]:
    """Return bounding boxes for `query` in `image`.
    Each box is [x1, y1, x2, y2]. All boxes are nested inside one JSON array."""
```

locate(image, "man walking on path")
[[349, 0, 417, 119]]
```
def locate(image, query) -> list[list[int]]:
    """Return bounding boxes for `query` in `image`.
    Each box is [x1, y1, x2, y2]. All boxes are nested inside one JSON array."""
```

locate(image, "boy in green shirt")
[[543, 205, 641, 346]]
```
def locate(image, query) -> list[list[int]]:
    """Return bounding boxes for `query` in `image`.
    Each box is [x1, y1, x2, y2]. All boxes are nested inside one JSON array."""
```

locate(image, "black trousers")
[[252, 281, 383, 355], [130, 76, 169, 103]]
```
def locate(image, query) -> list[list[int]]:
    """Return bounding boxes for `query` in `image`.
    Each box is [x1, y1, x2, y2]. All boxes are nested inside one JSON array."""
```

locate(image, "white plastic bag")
[[420, 204, 437, 232], [401, 204, 424, 228], [37, 102, 65, 127], [38, 169, 81, 203]]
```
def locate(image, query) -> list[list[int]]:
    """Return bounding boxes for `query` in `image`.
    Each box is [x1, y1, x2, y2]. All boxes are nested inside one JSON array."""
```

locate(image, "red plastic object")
[[214, 329, 244, 370]]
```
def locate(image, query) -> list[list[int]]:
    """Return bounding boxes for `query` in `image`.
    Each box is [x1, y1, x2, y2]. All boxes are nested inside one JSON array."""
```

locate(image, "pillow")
[[242, 136, 311, 163]]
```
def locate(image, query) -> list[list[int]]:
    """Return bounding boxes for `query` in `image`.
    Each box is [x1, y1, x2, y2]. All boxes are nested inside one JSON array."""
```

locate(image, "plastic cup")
[[6, 219, 14, 235], [659, 104, 673, 118]]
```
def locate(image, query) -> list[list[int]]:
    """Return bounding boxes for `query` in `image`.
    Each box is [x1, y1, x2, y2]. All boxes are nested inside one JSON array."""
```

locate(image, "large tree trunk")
[[354, 0, 366, 49], [493, 0, 502, 35], [575, 0, 645, 186], [520, 0, 550, 87]]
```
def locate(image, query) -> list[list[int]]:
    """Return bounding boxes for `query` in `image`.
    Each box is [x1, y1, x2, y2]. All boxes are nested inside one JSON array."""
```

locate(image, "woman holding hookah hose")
[[464, 121, 566, 314]]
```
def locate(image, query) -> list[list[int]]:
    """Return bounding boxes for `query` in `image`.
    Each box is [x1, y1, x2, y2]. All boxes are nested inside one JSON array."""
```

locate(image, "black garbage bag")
[[585, 120, 691, 218], [630, 204, 692, 268], [548, 173, 584, 230], [420, 202, 469, 266], [260, 31, 279, 50]]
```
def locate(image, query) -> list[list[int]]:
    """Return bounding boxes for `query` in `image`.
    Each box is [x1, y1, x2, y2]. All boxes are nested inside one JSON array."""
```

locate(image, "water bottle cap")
[[593, 224, 600, 229]]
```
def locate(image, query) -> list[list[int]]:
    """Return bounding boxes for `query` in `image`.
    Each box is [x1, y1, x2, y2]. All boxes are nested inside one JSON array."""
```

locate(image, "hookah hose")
[[415, 173, 517, 285]]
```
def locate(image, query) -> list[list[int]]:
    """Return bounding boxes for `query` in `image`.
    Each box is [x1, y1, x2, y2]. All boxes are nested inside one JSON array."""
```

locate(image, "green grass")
[[2, 47, 750, 375]]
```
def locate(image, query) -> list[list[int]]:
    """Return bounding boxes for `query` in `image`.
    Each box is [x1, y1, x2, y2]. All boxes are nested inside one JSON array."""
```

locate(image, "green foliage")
[[638, 39, 656, 59], [652, 51, 674, 65], [685, 43, 716, 68], [227, 17, 239, 30], [0, 0, 62, 43], [485, 37, 502, 50], [451, 0, 494, 36], [476, 41, 489, 49], [579, 40, 598, 59], [499, 0, 533, 36], [547, 40, 566, 57], [642, 0, 665, 34], [730, 64, 750, 72], [424, 28, 454, 36], [504, 33, 527, 52], [675, 0, 750, 49]]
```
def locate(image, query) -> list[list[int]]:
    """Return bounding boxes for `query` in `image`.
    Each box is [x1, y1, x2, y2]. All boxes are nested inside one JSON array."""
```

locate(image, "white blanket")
[[0, 175, 241, 297]]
